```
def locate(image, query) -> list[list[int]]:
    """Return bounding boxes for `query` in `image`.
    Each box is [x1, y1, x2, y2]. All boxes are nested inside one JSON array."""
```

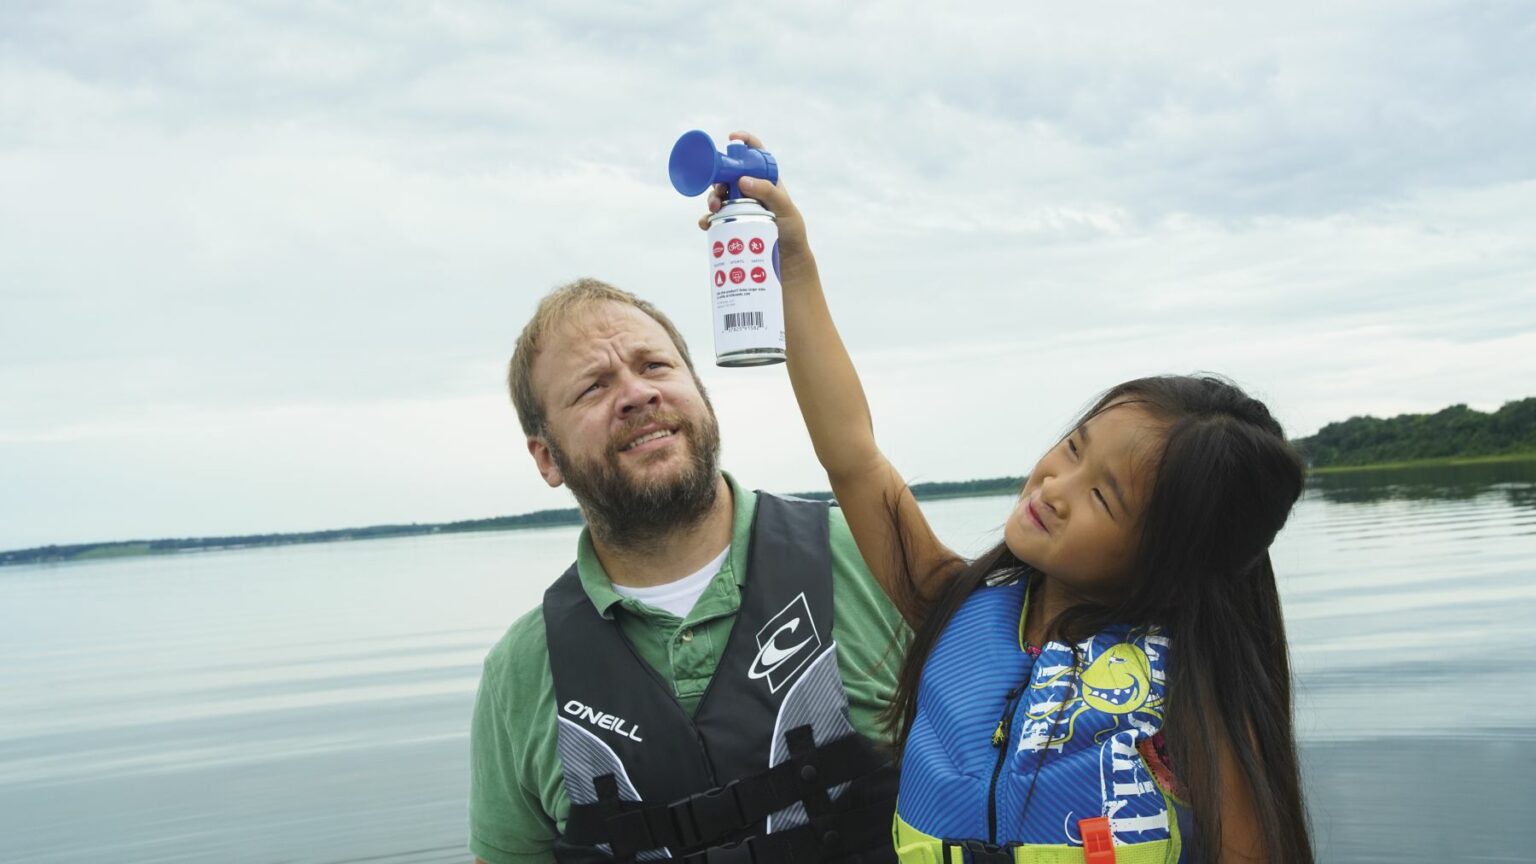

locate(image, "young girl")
[[704, 134, 1313, 863]]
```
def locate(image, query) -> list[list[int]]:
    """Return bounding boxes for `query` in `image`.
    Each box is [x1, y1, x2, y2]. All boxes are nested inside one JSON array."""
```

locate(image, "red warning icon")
[[727, 238, 744, 255], [729, 267, 746, 284], [749, 237, 765, 254], [712, 241, 724, 258], [750, 266, 767, 284], [714, 270, 726, 287]]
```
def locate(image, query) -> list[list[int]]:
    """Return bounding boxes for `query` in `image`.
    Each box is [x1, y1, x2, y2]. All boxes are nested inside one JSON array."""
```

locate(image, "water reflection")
[[1306, 459, 1536, 506], [0, 464, 1532, 863], [1281, 461, 1536, 862]]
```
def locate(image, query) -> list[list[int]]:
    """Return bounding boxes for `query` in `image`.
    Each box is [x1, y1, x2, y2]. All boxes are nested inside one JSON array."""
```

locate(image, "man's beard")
[[547, 408, 723, 552]]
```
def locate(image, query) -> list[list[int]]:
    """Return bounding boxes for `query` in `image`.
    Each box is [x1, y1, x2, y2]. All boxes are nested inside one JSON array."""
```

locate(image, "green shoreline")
[[7, 452, 1535, 568], [1307, 452, 1536, 474], [2, 477, 1032, 568]]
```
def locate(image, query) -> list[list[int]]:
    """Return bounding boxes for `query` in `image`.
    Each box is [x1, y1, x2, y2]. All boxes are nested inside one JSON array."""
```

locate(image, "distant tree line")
[[907, 476, 1025, 499], [790, 476, 1025, 502], [0, 477, 1031, 567], [0, 506, 585, 567], [1293, 398, 1536, 467], [11, 396, 1532, 568]]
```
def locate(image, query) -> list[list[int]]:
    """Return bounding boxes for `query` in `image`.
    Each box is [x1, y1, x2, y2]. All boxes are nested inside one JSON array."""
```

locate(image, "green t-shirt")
[[468, 474, 909, 864]]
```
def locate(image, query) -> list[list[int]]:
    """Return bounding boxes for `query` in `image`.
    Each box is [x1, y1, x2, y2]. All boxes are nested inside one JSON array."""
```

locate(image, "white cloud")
[[2, 0, 1533, 548]]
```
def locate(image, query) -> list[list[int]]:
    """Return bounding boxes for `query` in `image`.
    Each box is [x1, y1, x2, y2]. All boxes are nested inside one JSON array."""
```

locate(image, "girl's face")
[[1004, 403, 1164, 598]]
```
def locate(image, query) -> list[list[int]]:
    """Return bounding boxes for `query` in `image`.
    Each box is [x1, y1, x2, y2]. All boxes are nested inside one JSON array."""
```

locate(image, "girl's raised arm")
[[704, 133, 959, 624]]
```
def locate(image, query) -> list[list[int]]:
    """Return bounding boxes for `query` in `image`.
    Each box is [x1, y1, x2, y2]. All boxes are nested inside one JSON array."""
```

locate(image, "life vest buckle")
[[945, 838, 1017, 863], [669, 779, 749, 851]]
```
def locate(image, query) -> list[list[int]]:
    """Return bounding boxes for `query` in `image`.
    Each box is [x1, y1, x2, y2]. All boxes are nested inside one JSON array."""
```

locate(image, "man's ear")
[[528, 437, 563, 488]]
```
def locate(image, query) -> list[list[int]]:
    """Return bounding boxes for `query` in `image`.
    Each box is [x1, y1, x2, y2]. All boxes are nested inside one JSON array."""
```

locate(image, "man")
[[470, 278, 908, 864]]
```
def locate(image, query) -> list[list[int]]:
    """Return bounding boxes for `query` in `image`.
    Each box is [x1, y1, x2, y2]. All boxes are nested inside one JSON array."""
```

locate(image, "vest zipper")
[[986, 682, 1027, 844]]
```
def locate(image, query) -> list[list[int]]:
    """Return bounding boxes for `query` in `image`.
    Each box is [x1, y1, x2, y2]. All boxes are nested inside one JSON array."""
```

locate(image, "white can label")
[[708, 220, 784, 358]]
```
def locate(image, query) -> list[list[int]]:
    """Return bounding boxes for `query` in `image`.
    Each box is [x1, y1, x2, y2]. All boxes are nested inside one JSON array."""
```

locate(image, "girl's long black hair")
[[883, 375, 1313, 863]]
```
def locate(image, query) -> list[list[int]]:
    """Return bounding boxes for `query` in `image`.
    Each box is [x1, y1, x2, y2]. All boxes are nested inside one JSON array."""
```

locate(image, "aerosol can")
[[668, 130, 784, 367]]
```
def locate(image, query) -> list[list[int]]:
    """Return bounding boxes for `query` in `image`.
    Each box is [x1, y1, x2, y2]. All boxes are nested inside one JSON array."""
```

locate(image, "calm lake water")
[[2, 462, 1533, 863]]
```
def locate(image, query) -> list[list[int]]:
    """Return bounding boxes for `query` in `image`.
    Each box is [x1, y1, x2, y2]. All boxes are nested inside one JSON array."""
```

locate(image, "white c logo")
[[748, 619, 813, 679]]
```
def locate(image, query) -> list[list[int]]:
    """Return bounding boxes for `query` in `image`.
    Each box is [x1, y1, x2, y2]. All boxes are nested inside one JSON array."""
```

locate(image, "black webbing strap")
[[564, 730, 890, 857], [787, 725, 834, 819], [677, 792, 901, 863]]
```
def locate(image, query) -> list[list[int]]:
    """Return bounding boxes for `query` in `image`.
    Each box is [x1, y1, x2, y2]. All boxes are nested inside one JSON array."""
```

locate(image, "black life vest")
[[543, 493, 898, 863]]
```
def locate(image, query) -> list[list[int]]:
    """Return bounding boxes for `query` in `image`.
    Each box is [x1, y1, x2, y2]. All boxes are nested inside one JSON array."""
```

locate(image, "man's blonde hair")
[[508, 278, 699, 437]]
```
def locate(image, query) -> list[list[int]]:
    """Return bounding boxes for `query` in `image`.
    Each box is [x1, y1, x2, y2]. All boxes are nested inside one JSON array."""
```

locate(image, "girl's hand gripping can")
[[668, 130, 786, 367]]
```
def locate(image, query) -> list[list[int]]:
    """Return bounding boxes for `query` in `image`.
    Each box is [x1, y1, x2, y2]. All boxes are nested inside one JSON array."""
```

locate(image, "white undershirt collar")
[[610, 545, 730, 619]]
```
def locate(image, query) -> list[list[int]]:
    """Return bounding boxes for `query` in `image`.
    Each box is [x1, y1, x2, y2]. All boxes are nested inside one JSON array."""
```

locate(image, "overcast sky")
[[3, 1, 1534, 550]]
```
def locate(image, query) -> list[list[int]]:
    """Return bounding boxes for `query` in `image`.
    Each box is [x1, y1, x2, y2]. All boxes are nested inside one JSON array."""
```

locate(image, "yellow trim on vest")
[[1015, 579, 1033, 654], [893, 780, 1183, 863]]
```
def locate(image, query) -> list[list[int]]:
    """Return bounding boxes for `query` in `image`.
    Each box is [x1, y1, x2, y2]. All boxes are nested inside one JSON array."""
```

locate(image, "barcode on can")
[[723, 312, 764, 331]]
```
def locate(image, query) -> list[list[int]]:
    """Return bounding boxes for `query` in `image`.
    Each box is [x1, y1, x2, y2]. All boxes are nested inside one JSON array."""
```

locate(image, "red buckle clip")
[[1079, 816, 1115, 864]]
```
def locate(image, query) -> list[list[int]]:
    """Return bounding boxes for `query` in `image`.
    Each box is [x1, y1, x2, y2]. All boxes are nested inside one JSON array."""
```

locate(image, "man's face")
[[528, 301, 721, 545]]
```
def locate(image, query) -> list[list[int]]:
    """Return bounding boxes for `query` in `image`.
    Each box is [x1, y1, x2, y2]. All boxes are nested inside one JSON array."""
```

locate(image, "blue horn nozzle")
[[668, 130, 778, 200]]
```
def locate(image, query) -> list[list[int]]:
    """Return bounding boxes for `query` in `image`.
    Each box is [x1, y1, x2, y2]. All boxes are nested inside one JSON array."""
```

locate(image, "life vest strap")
[[556, 784, 898, 863], [896, 813, 1175, 864], [941, 839, 1017, 863], [677, 793, 899, 863], [566, 729, 891, 857]]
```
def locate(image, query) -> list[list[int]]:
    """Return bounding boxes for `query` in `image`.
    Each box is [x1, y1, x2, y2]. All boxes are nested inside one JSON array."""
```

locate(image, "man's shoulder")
[[471, 603, 565, 860], [746, 489, 844, 524], [752, 488, 832, 505], [822, 502, 865, 562], [483, 603, 551, 684], [819, 497, 906, 626], [744, 488, 859, 558]]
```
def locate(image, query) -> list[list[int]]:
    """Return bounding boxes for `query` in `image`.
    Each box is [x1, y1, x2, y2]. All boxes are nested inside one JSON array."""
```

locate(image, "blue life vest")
[[894, 580, 1188, 863]]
